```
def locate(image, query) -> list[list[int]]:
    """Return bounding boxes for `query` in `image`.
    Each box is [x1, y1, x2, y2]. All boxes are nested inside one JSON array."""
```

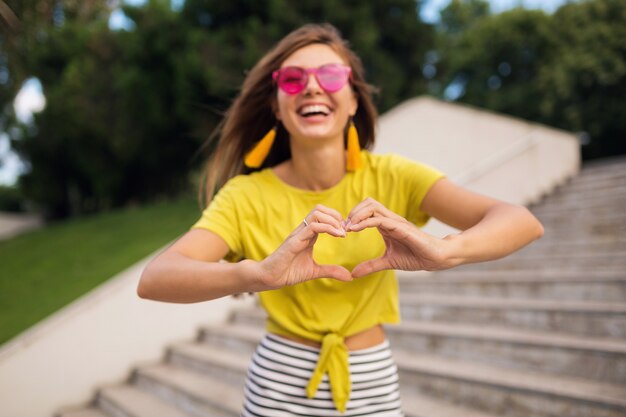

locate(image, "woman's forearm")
[[137, 252, 263, 303], [443, 203, 544, 267]]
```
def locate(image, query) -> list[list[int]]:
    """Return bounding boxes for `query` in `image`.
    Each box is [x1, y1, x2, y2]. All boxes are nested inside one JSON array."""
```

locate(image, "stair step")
[[388, 320, 626, 384], [395, 351, 626, 417], [200, 319, 626, 384], [198, 323, 265, 354], [525, 234, 626, 246], [159, 341, 505, 417], [411, 269, 626, 280], [167, 341, 250, 385], [539, 220, 626, 233], [535, 209, 626, 222], [462, 252, 626, 269], [458, 257, 626, 272], [96, 385, 189, 417], [55, 408, 110, 417], [399, 294, 626, 337], [168, 341, 526, 417], [531, 199, 626, 215], [232, 296, 626, 338], [507, 239, 626, 256], [540, 188, 626, 205], [569, 164, 626, 182], [164, 325, 626, 417], [569, 163, 626, 181], [401, 393, 502, 417], [133, 363, 241, 417], [397, 271, 626, 301], [552, 178, 626, 194]]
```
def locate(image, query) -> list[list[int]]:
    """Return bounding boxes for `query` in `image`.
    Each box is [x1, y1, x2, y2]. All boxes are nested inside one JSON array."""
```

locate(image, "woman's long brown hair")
[[199, 23, 379, 206]]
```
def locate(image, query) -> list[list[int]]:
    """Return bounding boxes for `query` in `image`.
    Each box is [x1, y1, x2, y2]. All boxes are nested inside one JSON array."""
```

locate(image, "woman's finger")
[[315, 264, 353, 282], [302, 210, 344, 231], [306, 204, 344, 224], [351, 256, 392, 278], [347, 216, 408, 238], [347, 198, 406, 226], [299, 220, 346, 241]]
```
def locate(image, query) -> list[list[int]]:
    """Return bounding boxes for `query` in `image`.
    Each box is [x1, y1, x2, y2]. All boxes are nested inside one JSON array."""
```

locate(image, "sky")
[[0, 0, 572, 186]]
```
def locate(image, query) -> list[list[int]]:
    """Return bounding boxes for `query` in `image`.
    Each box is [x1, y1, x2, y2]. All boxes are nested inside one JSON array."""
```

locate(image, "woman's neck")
[[275, 140, 346, 191]]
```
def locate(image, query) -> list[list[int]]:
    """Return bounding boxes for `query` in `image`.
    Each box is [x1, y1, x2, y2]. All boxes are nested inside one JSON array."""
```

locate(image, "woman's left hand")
[[346, 198, 459, 278]]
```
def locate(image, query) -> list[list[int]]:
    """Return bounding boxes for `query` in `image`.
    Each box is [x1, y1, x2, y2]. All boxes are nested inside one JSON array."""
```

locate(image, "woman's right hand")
[[253, 204, 353, 288]]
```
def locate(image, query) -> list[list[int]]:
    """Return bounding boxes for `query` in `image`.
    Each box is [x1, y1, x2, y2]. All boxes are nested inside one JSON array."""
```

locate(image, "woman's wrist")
[[237, 259, 275, 293], [441, 233, 467, 269]]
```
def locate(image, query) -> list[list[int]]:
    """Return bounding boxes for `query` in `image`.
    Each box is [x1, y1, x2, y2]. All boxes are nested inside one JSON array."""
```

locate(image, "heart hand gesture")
[[255, 205, 353, 288], [346, 198, 458, 278]]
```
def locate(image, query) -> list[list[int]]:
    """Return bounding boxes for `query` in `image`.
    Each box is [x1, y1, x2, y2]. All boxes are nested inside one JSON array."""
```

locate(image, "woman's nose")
[[303, 72, 323, 95]]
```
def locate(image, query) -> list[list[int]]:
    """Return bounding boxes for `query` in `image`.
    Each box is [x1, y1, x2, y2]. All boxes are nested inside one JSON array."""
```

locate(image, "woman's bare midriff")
[[273, 325, 386, 351]]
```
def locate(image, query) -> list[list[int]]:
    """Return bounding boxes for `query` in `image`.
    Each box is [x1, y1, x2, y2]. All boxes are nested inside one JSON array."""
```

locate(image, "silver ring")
[[303, 218, 309, 226]]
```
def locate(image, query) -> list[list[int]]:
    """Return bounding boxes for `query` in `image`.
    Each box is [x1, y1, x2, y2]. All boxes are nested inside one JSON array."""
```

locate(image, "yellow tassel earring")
[[346, 119, 362, 171], [244, 126, 276, 168]]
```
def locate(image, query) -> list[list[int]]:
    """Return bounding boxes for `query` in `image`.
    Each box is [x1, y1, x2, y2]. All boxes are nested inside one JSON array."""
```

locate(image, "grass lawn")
[[0, 198, 202, 345]]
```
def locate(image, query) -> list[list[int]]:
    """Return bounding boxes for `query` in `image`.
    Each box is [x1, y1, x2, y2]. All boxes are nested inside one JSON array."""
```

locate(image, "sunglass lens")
[[317, 65, 348, 92], [278, 67, 306, 94]]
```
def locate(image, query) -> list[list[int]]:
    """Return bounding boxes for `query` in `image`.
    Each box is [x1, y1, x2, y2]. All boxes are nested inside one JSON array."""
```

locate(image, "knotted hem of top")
[[267, 324, 351, 413], [305, 332, 350, 413]]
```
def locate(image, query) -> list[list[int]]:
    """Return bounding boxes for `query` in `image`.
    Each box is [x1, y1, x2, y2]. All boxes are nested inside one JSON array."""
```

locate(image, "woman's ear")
[[350, 91, 358, 117], [271, 98, 281, 121]]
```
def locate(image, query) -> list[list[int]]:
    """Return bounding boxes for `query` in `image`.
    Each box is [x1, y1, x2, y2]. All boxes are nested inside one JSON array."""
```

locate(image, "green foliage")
[[439, 0, 490, 35], [445, 9, 555, 121], [10, 3, 212, 218], [0, 197, 200, 344], [538, 0, 626, 159], [438, 0, 626, 160]]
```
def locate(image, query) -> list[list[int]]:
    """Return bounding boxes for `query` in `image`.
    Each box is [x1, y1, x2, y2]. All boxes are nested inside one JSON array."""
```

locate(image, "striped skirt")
[[241, 333, 404, 417]]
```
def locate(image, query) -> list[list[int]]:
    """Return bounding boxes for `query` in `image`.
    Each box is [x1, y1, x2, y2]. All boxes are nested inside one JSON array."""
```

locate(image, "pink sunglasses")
[[272, 64, 352, 95]]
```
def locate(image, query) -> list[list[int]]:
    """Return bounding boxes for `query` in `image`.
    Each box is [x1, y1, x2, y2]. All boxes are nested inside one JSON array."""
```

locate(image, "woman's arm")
[[420, 178, 545, 266], [347, 179, 544, 277], [137, 229, 263, 303], [137, 205, 353, 303]]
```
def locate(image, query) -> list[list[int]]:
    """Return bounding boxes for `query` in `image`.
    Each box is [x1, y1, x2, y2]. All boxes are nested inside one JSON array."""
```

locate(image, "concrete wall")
[[0, 251, 253, 417], [375, 96, 580, 237]]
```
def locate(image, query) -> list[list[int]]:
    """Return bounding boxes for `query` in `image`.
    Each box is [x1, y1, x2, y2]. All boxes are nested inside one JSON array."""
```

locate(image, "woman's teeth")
[[300, 104, 331, 117]]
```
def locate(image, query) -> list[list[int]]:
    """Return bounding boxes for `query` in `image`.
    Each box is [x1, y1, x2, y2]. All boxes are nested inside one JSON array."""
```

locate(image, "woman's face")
[[274, 43, 358, 147]]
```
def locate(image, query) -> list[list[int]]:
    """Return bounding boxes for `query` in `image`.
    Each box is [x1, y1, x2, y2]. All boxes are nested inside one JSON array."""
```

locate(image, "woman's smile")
[[276, 44, 357, 145]]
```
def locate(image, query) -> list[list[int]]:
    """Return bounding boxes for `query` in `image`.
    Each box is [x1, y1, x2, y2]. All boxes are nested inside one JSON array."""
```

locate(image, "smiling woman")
[[137, 23, 544, 416]]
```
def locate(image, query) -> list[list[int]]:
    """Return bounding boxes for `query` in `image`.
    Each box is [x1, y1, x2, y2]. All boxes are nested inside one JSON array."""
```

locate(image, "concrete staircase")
[[57, 157, 626, 417]]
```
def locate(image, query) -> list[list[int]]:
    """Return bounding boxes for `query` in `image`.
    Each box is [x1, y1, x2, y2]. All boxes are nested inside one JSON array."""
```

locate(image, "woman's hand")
[[346, 198, 459, 278], [253, 204, 353, 289]]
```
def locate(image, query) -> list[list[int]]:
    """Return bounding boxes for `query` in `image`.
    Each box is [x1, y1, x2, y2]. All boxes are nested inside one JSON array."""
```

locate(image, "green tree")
[[10, 2, 212, 218], [539, 0, 626, 159], [438, 0, 626, 160], [440, 8, 555, 121], [440, 0, 490, 35]]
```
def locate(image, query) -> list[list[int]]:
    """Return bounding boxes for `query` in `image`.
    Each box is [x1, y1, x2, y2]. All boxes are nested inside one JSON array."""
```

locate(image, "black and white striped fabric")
[[241, 333, 404, 417]]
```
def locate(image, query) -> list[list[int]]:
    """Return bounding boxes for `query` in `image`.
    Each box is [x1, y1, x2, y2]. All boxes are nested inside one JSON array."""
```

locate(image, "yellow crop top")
[[192, 151, 445, 412]]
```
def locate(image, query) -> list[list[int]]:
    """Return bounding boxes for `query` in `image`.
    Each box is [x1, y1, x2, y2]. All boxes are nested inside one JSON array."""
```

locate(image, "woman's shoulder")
[[363, 151, 432, 173], [216, 169, 275, 199], [362, 151, 446, 188]]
